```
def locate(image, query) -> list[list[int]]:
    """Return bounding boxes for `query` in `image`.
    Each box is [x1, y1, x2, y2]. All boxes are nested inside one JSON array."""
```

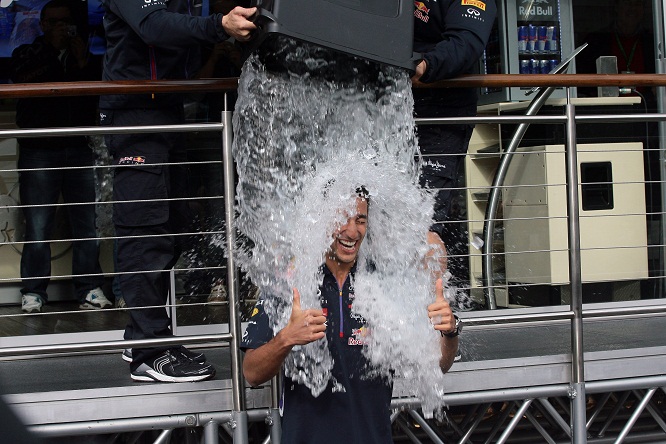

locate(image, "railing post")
[[203, 421, 219, 444], [564, 87, 587, 444], [653, 0, 666, 297], [269, 376, 282, 443], [221, 93, 248, 443]]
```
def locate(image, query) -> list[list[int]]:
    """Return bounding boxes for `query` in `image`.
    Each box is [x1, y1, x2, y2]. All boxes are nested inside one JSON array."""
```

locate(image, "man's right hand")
[[283, 288, 327, 346], [221, 7, 257, 42]]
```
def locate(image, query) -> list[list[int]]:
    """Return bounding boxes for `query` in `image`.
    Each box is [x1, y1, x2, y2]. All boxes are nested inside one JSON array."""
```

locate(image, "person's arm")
[[427, 278, 459, 373], [106, 1, 256, 46], [243, 288, 326, 387], [414, 0, 497, 83]]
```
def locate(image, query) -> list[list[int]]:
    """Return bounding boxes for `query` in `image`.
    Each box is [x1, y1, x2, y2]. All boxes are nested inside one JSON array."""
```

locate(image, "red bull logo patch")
[[348, 327, 370, 346], [414, 1, 430, 23], [118, 156, 147, 165]]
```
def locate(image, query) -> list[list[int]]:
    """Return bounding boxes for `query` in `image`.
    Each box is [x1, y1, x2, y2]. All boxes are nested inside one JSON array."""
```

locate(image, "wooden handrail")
[[422, 73, 666, 89], [0, 78, 240, 99], [1, 73, 665, 99]]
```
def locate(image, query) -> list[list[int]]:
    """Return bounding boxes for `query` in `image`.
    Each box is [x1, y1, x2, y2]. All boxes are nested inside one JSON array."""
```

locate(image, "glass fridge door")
[[479, 0, 575, 104], [508, 0, 575, 100]]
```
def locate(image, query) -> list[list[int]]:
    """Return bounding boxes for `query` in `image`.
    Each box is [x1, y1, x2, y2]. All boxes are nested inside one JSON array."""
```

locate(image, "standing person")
[[98, 0, 256, 383], [10, 0, 110, 314], [242, 189, 460, 443], [577, 0, 655, 101], [412, 0, 497, 273]]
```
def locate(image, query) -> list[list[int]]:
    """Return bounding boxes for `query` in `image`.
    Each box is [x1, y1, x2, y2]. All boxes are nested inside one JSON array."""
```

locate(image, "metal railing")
[[0, 73, 665, 443]]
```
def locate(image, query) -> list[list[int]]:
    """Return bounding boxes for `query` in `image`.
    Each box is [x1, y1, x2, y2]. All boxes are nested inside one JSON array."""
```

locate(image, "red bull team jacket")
[[99, 0, 229, 109]]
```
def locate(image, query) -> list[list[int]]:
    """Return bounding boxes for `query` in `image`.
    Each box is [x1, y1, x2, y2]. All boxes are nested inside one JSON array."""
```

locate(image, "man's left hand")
[[411, 59, 427, 84], [427, 278, 456, 335]]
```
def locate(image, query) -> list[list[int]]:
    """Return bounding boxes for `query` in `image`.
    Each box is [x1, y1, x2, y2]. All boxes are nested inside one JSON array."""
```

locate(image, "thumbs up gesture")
[[427, 278, 456, 336], [285, 287, 327, 346]]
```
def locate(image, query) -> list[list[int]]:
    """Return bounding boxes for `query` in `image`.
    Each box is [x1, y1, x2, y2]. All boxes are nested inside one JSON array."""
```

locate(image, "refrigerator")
[[479, 0, 576, 104]]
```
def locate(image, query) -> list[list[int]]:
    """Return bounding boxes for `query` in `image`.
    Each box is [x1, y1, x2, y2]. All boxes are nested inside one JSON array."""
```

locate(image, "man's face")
[[328, 197, 368, 265], [41, 7, 73, 49], [615, 0, 645, 32]]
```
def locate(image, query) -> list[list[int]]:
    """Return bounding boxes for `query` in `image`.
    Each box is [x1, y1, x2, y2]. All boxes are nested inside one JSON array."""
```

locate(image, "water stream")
[[232, 37, 453, 415]]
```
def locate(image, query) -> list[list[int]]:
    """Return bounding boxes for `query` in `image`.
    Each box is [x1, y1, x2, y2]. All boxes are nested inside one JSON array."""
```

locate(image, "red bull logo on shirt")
[[118, 156, 147, 165], [349, 327, 370, 346], [414, 1, 430, 23]]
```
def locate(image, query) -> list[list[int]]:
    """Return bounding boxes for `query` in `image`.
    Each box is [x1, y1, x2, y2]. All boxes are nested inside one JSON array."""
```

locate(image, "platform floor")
[[2, 306, 666, 435]]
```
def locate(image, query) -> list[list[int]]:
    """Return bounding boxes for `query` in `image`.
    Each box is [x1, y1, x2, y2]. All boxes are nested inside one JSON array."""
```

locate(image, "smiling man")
[[241, 186, 460, 443]]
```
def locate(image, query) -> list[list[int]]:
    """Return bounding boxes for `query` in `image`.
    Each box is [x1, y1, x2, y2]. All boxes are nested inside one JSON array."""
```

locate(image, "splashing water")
[[233, 37, 451, 415]]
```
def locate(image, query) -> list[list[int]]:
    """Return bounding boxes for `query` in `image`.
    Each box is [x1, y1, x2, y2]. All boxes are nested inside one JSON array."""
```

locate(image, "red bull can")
[[546, 26, 558, 53], [539, 59, 551, 74], [518, 26, 528, 53], [527, 25, 537, 53], [520, 59, 530, 74], [529, 59, 539, 74], [537, 26, 548, 52]]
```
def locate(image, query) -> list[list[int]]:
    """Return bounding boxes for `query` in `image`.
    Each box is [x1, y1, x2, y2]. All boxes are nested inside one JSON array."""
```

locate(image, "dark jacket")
[[10, 36, 100, 149], [99, 0, 229, 109], [413, 0, 497, 116]]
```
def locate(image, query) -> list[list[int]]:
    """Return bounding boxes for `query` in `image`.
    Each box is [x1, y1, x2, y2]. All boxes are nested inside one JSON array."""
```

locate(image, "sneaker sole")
[[123, 349, 206, 363], [131, 369, 215, 383], [22, 307, 41, 313], [79, 302, 113, 310]]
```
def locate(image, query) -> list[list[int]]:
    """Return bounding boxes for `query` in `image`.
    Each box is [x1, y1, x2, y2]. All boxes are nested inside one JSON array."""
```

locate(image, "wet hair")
[[321, 178, 369, 204], [356, 185, 370, 202]]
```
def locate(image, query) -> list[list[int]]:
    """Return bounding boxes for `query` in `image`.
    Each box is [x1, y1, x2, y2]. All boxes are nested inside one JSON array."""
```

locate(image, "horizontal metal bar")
[[392, 384, 571, 408], [586, 375, 666, 394], [462, 303, 666, 328], [1, 113, 662, 140], [0, 334, 232, 358], [0, 122, 224, 139], [576, 113, 666, 123], [462, 311, 574, 327], [415, 115, 566, 125], [416, 113, 666, 126], [28, 408, 272, 437]]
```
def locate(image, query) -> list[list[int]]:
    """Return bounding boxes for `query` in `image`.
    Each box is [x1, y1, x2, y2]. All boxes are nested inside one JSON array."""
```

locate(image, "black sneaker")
[[173, 346, 207, 363], [123, 346, 206, 363], [131, 349, 215, 383]]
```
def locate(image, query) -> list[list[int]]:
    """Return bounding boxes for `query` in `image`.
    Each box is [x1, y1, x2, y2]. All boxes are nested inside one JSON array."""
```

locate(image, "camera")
[[66, 25, 77, 37]]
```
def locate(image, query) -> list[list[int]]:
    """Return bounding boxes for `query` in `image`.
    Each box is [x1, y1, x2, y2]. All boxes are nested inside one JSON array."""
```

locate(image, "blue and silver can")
[[518, 26, 528, 53], [527, 25, 537, 53], [546, 26, 558, 53], [537, 26, 548, 52], [539, 59, 551, 74], [520, 59, 530, 74], [529, 59, 540, 74]]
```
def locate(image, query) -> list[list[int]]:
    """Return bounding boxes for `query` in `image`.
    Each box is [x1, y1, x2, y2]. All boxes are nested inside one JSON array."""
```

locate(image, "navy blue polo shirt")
[[241, 264, 393, 444]]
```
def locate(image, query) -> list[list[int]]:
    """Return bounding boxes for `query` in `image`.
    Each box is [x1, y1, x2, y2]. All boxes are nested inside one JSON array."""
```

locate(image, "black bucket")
[[247, 0, 417, 71]]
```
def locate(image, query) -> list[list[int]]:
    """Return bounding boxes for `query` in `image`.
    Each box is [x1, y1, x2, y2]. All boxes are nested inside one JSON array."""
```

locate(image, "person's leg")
[[61, 145, 106, 303], [115, 223, 174, 369], [104, 108, 174, 368], [18, 146, 62, 304], [417, 124, 474, 276], [104, 107, 213, 381]]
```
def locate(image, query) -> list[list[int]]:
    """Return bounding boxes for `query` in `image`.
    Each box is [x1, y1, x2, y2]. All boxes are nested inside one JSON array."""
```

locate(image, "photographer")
[[10, 0, 109, 313]]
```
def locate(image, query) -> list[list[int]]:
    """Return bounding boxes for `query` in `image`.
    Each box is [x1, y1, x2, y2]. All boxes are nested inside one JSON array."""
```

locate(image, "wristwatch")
[[441, 314, 462, 338]]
